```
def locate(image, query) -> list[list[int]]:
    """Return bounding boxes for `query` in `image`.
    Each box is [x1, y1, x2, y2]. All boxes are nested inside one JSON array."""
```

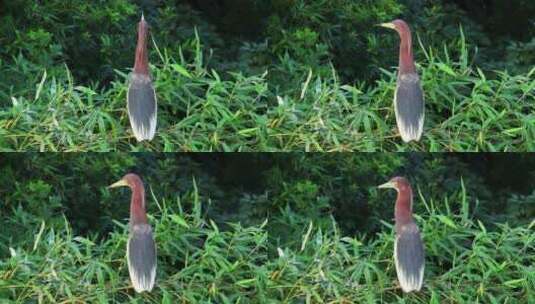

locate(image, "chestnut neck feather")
[[395, 185, 413, 227], [398, 26, 416, 74], [130, 181, 148, 225], [133, 21, 149, 75]]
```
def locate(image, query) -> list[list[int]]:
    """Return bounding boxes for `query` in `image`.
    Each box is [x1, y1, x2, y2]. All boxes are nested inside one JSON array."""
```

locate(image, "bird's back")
[[394, 73, 425, 142], [127, 223, 157, 292], [127, 73, 157, 141], [394, 222, 424, 292]]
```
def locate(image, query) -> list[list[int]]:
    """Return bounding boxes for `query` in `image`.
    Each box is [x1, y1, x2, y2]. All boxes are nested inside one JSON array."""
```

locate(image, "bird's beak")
[[139, 12, 147, 27], [378, 181, 396, 189], [378, 22, 396, 30], [108, 179, 129, 189]]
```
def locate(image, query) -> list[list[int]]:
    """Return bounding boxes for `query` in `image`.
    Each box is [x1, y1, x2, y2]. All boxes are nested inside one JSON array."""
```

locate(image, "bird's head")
[[138, 13, 149, 37], [377, 176, 411, 193], [109, 173, 143, 189], [378, 19, 410, 35]]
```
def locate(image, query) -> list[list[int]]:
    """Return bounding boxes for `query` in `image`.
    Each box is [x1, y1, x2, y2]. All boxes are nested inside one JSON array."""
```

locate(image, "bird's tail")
[[127, 73, 157, 142]]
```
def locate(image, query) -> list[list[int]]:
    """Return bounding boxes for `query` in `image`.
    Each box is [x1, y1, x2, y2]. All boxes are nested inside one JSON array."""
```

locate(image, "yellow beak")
[[377, 181, 396, 189], [378, 22, 396, 30], [108, 179, 129, 188]]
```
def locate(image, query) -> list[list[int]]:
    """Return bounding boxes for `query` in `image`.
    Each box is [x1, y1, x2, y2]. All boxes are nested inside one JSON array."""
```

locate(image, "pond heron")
[[378, 176, 425, 292], [109, 173, 157, 292], [379, 20, 425, 142]]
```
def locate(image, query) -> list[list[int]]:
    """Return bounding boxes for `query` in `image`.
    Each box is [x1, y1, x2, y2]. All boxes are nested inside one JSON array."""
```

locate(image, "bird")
[[127, 13, 157, 142], [378, 176, 425, 293], [379, 19, 425, 142], [109, 173, 157, 293]]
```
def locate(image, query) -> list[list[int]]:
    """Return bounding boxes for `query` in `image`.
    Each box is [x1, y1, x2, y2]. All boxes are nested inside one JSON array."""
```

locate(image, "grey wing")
[[127, 74, 157, 141], [394, 74, 425, 142], [394, 224, 425, 292], [127, 226, 157, 292]]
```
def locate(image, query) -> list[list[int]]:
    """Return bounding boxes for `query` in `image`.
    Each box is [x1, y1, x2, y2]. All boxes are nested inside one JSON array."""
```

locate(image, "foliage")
[[0, 1, 221, 85], [2, 153, 534, 240], [1, 176, 533, 302], [1, 1, 534, 151], [1, 38, 534, 151], [260, 0, 403, 84], [1, 154, 534, 301]]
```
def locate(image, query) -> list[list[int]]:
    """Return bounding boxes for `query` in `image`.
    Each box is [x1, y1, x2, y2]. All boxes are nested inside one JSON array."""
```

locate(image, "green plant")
[[1, 180, 533, 302]]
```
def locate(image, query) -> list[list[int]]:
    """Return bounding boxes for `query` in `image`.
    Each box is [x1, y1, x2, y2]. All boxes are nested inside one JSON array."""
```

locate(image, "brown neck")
[[130, 183, 148, 225], [398, 29, 416, 74], [133, 23, 149, 75], [395, 186, 413, 227]]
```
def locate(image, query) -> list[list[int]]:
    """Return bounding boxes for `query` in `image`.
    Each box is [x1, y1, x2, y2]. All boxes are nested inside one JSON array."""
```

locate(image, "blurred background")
[[1, 1, 534, 151], [1, 153, 534, 253], [1, 153, 534, 302], [1, 0, 534, 94]]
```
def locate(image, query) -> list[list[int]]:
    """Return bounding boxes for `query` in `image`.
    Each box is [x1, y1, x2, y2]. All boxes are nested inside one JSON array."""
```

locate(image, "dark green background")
[[1, 0, 534, 97], [1, 153, 534, 257]]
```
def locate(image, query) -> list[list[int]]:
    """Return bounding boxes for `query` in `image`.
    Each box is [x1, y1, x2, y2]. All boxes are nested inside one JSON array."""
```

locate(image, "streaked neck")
[[395, 187, 413, 226], [399, 30, 416, 74], [133, 25, 149, 75], [130, 184, 148, 225]]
